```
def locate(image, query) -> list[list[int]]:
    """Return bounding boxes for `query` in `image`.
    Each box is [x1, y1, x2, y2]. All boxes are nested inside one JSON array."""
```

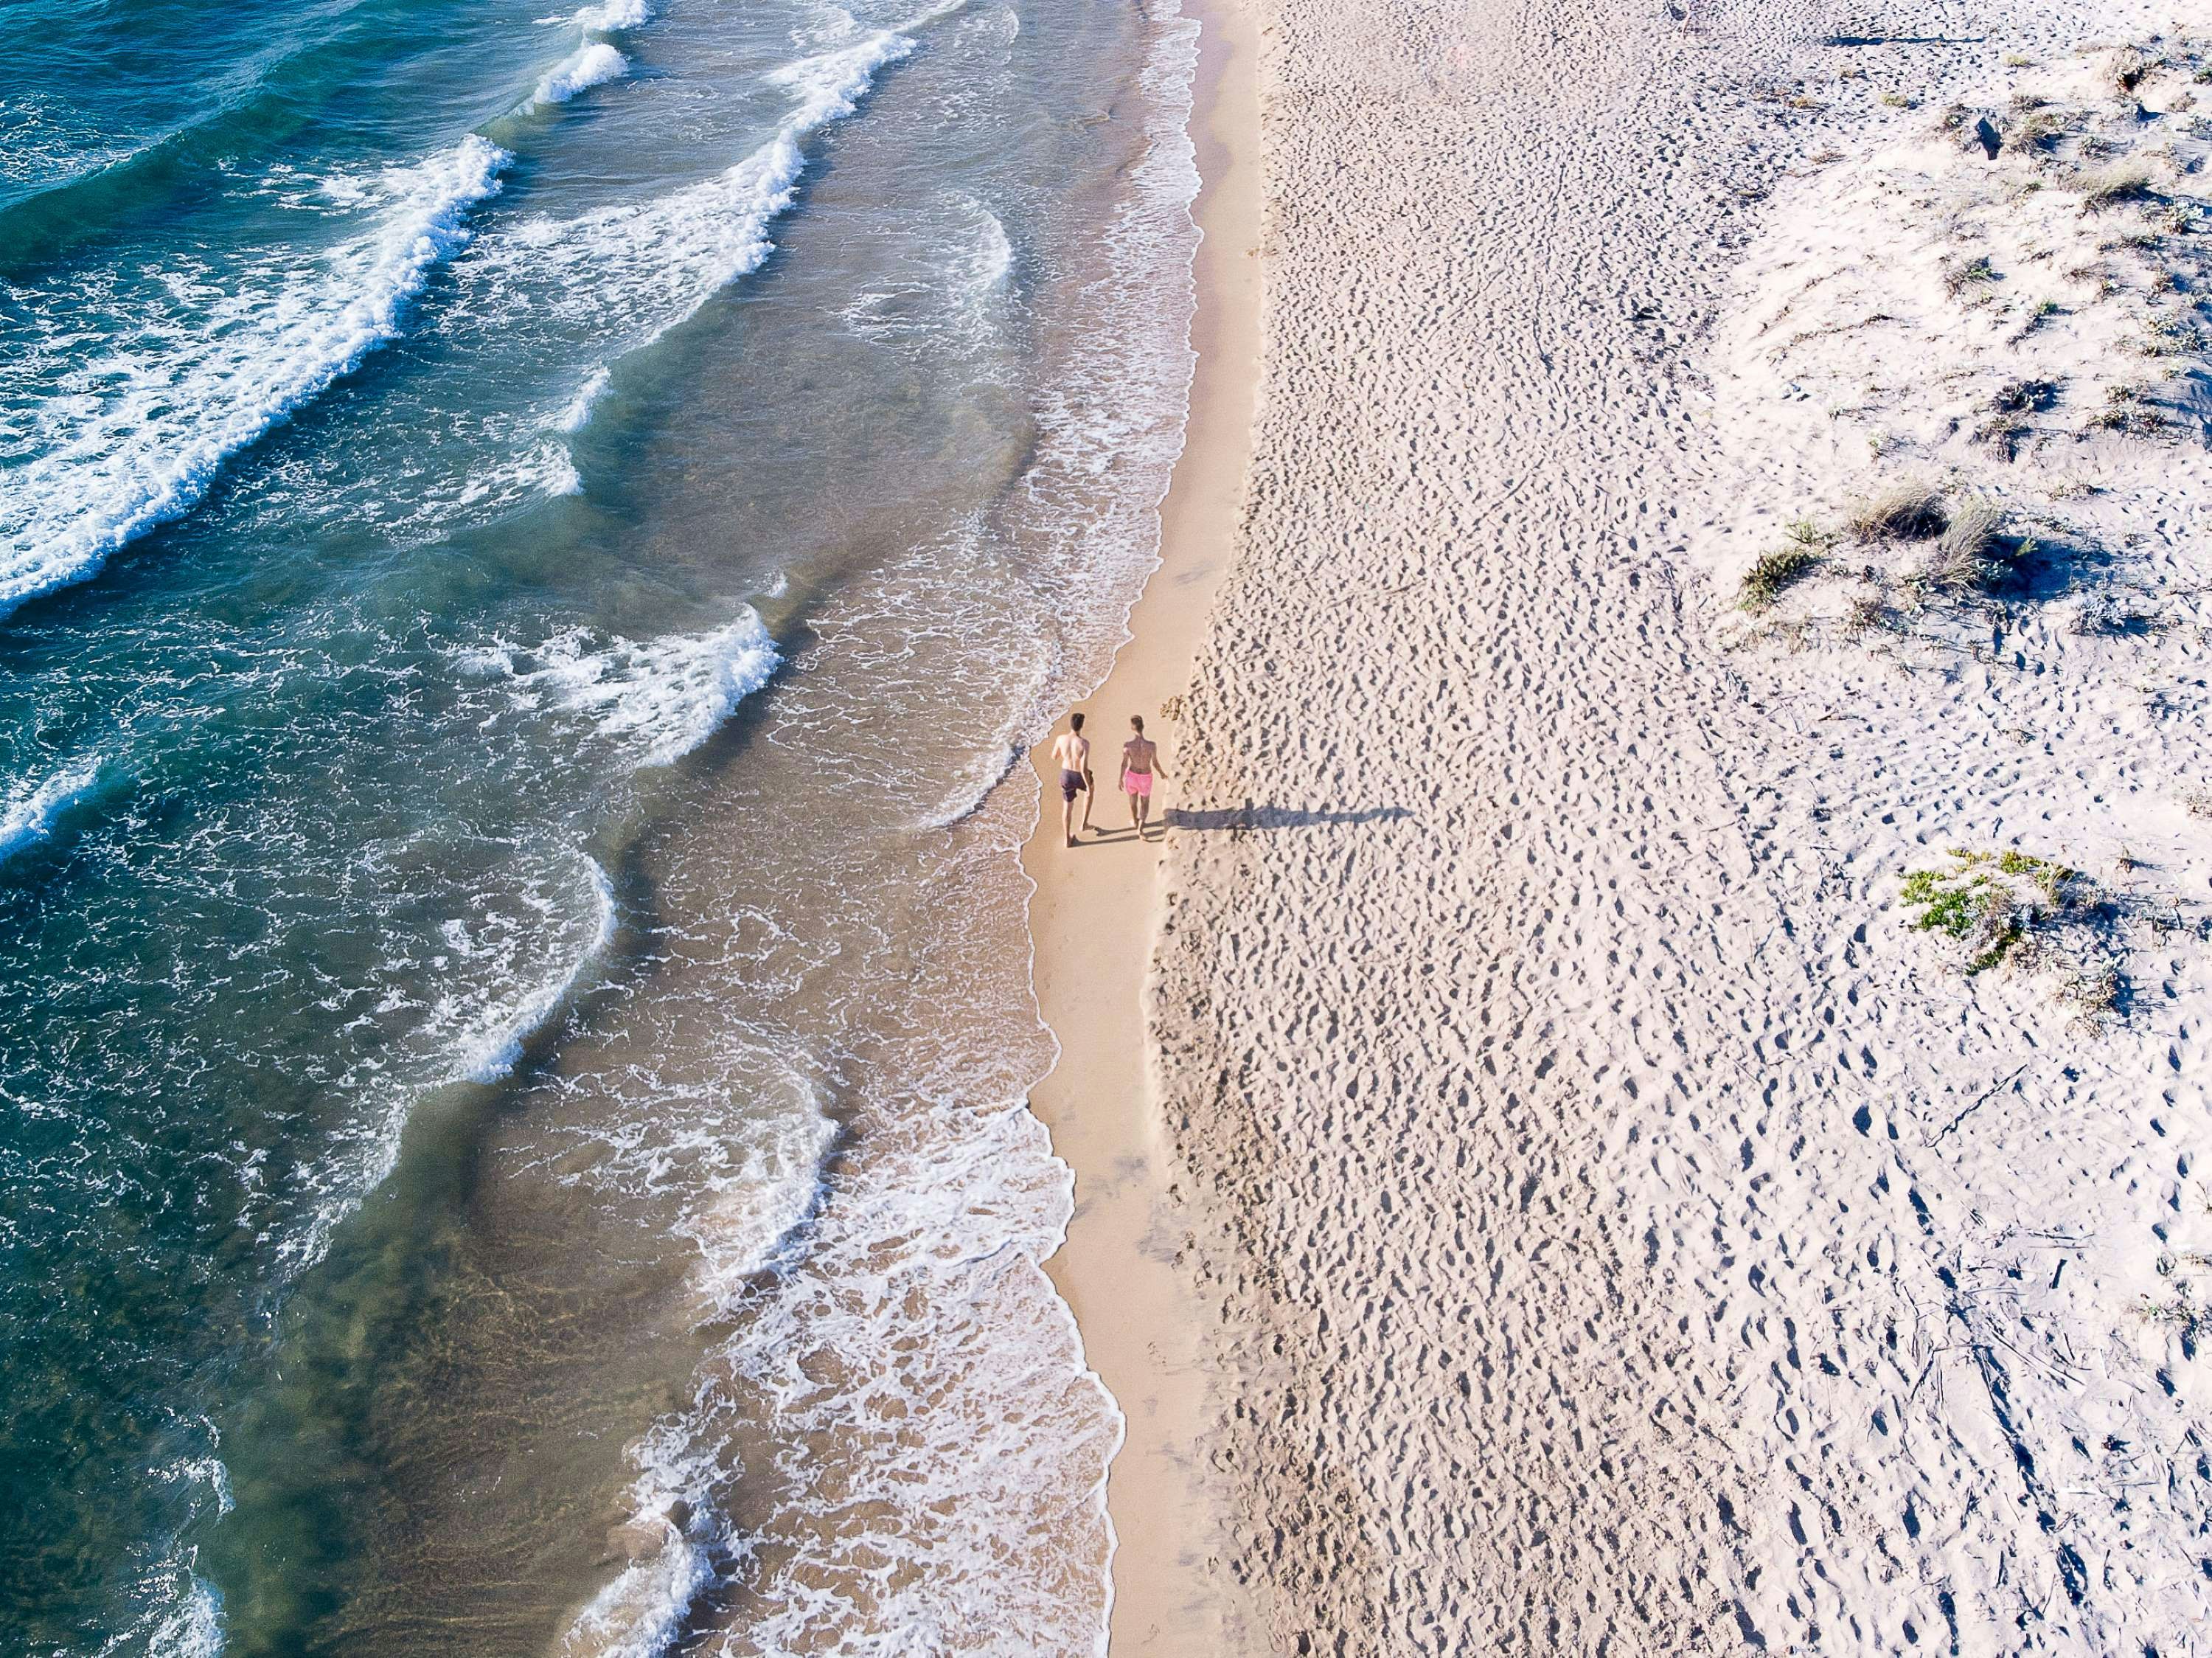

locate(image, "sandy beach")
[[22, 0, 2212, 1643], [1039, 0, 2212, 1651], [1021, 0, 1262, 1648]]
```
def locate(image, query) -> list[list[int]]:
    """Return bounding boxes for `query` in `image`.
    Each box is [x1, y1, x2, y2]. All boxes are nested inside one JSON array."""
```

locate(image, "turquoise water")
[[0, 0, 1198, 1650]]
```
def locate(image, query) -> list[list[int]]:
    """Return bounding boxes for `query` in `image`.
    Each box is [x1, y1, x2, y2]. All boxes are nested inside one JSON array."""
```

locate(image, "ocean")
[[0, 0, 1199, 1650]]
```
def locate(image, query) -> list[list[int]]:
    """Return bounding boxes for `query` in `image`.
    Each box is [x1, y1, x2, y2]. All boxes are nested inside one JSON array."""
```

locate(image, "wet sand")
[[1020, 0, 1262, 1647]]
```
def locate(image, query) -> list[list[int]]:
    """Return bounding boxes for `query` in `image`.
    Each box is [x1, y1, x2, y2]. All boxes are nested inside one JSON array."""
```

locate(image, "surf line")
[[0, 0, 967, 622], [513, 0, 661, 115], [530, 0, 971, 454], [0, 4, 675, 622], [0, 134, 512, 622]]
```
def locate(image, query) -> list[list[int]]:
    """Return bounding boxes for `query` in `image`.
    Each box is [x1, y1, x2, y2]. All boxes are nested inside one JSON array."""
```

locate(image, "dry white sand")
[[1127, 0, 2212, 1652]]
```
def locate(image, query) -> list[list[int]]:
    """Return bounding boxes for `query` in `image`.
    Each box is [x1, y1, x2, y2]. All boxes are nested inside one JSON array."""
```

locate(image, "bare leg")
[[1127, 789, 1140, 831], [1081, 771, 1095, 832], [1062, 788, 1076, 848], [1138, 788, 1152, 839]]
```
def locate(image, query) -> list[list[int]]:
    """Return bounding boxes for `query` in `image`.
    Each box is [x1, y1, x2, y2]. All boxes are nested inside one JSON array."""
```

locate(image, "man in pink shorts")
[[1119, 714, 1164, 840]]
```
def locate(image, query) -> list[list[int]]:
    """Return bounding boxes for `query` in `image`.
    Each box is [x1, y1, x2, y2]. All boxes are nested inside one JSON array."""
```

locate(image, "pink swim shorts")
[[1125, 771, 1152, 798]]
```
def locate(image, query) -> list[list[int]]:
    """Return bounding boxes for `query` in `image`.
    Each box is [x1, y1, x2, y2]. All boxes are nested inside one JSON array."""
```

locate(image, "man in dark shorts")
[[1049, 712, 1092, 847]]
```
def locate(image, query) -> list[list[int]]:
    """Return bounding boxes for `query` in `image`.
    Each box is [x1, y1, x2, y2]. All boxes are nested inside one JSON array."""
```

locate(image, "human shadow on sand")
[[1164, 804, 1412, 832], [1827, 32, 1985, 46]]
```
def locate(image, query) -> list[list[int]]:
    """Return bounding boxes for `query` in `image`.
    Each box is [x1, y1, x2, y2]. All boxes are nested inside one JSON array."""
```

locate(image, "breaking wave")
[[492, 1, 964, 364], [0, 136, 508, 619], [277, 850, 622, 1274], [455, 611, 781, 771], [530, 42, 630, 110], [0, 753, 105, 862], [451, 857, 617, 1085]]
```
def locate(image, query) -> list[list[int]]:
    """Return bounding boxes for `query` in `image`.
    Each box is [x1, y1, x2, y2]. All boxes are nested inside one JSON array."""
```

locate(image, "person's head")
[[1070, 711, 1085, 732], [1130, 715, 1145, 734]]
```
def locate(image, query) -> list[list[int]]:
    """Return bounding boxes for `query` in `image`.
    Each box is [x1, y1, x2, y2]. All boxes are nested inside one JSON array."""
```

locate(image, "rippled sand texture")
[[1152, 0, 2212, 1651]]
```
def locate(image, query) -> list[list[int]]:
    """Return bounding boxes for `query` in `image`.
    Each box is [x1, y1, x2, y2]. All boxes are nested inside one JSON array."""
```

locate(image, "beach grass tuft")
[[2137, 313, 2206, 356], [1902, 848, 2084, 975], [1991, 377, 2061, 412], [1841, 590, 1890, 637], [2013, 107, 2075, 150], [2091, 383, 2168, 433], [2081, 162, 2156, 211], [1942, 254, 1998, 296], [1847, 482, 1949, 542], [1739, 546, 1821, 610], [1910, 496, 2007, 591], [2140, 1294, 2212, 1341], [2112, 49, 2158, 97], [1996, 847, 2079, 907], [2062, 961, 2122, 1017], [1902, 859, 2023, 973], [1901, 849, 2130, 1016]]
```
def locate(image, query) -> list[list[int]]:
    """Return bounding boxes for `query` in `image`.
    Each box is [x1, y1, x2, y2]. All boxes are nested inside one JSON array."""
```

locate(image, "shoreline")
[[1020, 0, 1263, 1646]]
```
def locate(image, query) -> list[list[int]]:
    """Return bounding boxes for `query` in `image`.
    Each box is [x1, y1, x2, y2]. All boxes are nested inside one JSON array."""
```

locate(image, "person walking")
[[1119, 714, 1164, 840], [1050, 712, 1092, 847]]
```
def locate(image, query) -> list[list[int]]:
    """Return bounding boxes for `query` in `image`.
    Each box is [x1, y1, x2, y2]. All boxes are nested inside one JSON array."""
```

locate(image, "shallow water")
[[0, 0, 1197, 1649]]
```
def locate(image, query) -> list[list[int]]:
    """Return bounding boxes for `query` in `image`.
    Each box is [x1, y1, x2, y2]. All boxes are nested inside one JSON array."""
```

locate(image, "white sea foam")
[[842, 192, 1015, 351], [553, 367, 613, 433], [551, 1075, 877, 1658], [394, 437, 585, 527], [504, 437, 585, 501], [917, 742, 1020, 829], [571, 0, 653, 31], [627, 1, 1201, 1648], [0, 136, 507, 619], [545, 1069, 832, 1658], [152, 1454, 235, 1519], [531, 42, 630, 109], [555, 1531, 715, 1658], [141, 1578, 223, 1658], [793, 4, 862, 49], [481, 3, 1196, 1646], [961, 198, 1014, 297], [911, 615, 1045, 827], [105, 1443, 233, 1658], [276, 849, 621, 1277], [487, 5, 959, 364], [469, 612, 781, 770], [0, 754, 103, 861], [554, 1415, 728, 1658], [627, 1096, 1118, 1657], [451, 857, 616, 1084], [661, 1093, 835, 1314], [545, 448, 585, 497]]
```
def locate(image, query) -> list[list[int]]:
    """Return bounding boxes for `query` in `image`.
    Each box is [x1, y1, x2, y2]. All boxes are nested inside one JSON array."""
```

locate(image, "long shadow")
[[1166, 804, 1412, 831], [1827, 32, 1987, 46], [1989, 533, 2111, 606]]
